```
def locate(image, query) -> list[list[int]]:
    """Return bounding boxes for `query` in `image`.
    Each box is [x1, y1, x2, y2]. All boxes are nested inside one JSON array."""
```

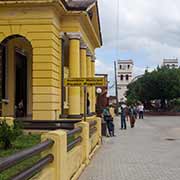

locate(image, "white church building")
[[117, 60, 134, 102], [162, 58, 179, 69]]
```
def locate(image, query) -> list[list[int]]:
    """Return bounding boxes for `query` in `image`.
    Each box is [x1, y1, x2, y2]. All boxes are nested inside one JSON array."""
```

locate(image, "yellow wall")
[[67, 145, 83, 180], [0, 1, 102, 120], [0, 6, 62, 120]]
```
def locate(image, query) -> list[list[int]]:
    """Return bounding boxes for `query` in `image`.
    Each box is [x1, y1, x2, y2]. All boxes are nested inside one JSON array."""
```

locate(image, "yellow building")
[[0, 0, 102, 120]]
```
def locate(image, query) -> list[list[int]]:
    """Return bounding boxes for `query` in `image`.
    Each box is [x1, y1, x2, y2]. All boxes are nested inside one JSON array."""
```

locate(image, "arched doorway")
[[0, 35, 32, 118]]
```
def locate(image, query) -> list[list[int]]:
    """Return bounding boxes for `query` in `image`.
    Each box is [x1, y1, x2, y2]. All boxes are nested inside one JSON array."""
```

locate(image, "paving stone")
[[79, 116, 180, 180]]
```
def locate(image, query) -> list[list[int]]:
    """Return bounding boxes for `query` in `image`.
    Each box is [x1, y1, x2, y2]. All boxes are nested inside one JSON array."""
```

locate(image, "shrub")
[[13, 120, 23, 137], [0, 119, 22, 150]]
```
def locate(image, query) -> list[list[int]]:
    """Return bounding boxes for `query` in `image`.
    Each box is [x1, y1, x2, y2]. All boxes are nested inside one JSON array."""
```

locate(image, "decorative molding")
[[86, 49, 92, 57], [59, 32, 65, 40], [80, 41, 87, 49], [67, 32, 81, 40], [91, 55, 96, 62]]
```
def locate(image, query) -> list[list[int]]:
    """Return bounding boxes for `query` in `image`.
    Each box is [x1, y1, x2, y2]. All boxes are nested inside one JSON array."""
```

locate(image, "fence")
[[0, 117, 102, 180], [0, 139, 54, 180], [17, 120, 81, 130]]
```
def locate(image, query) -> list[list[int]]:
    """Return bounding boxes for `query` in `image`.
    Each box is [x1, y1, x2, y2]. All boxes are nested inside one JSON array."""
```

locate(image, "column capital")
[[86, 49, 92, 57], [91, 55, 96, 62], [67, 32, 81, 40], [59, 32, 65, 40], [80, 41, 88, 49]]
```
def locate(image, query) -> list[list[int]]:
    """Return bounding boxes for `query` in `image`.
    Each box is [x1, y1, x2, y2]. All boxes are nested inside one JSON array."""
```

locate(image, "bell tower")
[[117, 60, 133, 102]]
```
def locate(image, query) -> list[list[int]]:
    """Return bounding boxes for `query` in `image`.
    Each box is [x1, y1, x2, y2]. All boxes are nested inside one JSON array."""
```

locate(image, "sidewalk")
[[79, 116, 180, 180]]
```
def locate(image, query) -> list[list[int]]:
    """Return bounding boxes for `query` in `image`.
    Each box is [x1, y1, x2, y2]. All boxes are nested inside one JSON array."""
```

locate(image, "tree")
[[126, 67, 180, 108]]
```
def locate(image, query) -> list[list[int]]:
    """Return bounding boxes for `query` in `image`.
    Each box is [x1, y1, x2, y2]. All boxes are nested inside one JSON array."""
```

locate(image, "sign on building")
[[64, 77, 105, 87]]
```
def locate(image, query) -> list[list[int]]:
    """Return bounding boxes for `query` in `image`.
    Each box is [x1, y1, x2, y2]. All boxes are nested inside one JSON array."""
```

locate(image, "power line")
[[116, 0, 120, 59]]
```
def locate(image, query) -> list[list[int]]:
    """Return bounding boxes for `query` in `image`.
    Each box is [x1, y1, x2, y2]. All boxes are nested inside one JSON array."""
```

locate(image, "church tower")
[[117, 60, 133, 102]]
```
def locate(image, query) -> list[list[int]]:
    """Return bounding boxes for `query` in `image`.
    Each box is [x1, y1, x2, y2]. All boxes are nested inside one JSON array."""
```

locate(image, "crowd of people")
[[102, 103, 144, 137]]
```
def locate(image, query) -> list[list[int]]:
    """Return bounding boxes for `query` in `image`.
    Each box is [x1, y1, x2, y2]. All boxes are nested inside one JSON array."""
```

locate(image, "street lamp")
[[96, 87, 102, 94], [96, 88, 103, 117]]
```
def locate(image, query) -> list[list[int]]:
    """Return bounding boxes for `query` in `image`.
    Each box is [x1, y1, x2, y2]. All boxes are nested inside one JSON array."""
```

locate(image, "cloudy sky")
[[95, 0, 180, 95]]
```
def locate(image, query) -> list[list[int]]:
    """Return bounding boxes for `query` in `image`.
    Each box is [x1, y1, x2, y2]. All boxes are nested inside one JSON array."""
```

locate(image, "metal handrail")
[[10, 154, 54, 180], [17, 120, 81, 123], [0, 139, 54, 173], [89, 120, 97, 128], [67, 127, 82, 138], [67, 136, 82, 152], [22, 125, 73, 130]]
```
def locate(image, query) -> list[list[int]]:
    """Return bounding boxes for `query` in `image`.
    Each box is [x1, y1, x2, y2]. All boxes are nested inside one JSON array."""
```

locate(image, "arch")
[[0, 34, 32, 118], [120, 75, 123, 81], [0, 34, 32, 46], [126, 74, 129, 81]]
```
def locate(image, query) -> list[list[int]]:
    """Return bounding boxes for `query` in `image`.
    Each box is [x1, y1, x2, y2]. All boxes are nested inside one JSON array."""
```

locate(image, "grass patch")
[[0, 134, 41, 180]]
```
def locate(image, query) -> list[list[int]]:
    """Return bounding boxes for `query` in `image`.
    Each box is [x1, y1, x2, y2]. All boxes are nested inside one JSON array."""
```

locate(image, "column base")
[[60, 114, 83, 119], [87, 112, 96, 117]]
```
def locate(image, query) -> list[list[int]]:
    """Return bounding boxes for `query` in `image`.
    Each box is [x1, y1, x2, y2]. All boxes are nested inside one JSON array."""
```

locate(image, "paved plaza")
[[79, 116, 180, 180]]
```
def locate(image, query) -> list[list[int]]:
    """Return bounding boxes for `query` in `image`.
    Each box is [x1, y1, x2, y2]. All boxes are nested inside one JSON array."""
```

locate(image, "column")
[[91, 56, 96, 113], [80, 42, 87, 114], [68, 33, 81, 116], [86, 50, 93, 113]]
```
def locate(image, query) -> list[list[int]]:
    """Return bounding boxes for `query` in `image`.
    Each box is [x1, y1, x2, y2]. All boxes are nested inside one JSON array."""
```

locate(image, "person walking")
[[133, 105, 138, 119], [129, 106, 136, 128], [120, 104, 127, 130], [125, 105, 130, 122], [109, 106, 115, 136], [103, 107, 113, 137], [87, 93, 90, 115], [138, 104, 144, 119]]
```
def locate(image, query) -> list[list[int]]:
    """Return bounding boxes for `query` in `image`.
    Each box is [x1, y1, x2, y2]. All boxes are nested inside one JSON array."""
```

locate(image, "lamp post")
[[96, 88, 102, 117], [114, 61, 119, 115], [96, 87, 102, 94]]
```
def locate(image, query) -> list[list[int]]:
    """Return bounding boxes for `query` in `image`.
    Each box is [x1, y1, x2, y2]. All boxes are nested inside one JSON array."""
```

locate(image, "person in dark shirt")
[[120, 104, 127, 130], [87, 93, 90, 114]]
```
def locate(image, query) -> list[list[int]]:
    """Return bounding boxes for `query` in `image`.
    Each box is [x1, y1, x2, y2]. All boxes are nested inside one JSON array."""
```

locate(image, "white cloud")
[[95, 59, 114, 75], [96, 0, 180, 95], [98, 0, 180, 65], [95, 59, 115, 95], [132, 66, 154, 78]]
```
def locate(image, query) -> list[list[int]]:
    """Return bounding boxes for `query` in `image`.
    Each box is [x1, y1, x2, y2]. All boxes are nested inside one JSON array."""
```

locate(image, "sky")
[[95, 0, 180, 95]]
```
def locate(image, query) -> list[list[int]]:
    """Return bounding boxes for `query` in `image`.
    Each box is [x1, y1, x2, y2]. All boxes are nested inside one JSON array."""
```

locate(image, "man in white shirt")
[[138, 104, 144, 119]]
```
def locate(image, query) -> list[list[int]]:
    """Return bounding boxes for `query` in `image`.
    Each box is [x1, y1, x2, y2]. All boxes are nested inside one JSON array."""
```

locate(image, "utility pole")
[[114, 61, 119, 114]]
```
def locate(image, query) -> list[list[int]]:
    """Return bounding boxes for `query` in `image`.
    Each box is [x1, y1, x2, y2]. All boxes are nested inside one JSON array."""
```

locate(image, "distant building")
[[117, 60, 134, 102], [162, 58, 179, 69]]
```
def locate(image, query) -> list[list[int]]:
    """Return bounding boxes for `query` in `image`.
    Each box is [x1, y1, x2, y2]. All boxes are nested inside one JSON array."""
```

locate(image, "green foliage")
[[0, 119, 22, 150], [126, 67, 180, 108], [0, 134, 41, 180], [13, 120, 23, 137]]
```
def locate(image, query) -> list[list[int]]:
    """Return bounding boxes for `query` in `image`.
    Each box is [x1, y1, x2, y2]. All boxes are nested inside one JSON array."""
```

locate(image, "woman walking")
[[129, 106, 136, 128]]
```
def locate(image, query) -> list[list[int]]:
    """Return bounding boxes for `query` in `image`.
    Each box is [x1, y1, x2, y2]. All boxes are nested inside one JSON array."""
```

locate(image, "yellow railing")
[[34, 117, 101, 180]]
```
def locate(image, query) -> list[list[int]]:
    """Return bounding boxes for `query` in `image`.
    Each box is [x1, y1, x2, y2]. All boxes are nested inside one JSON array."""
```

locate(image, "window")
[[126, 75, 129, 80], [119, 65, 122, 69], [120, 75, 123, 80], [128, 65, 130, 69]]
